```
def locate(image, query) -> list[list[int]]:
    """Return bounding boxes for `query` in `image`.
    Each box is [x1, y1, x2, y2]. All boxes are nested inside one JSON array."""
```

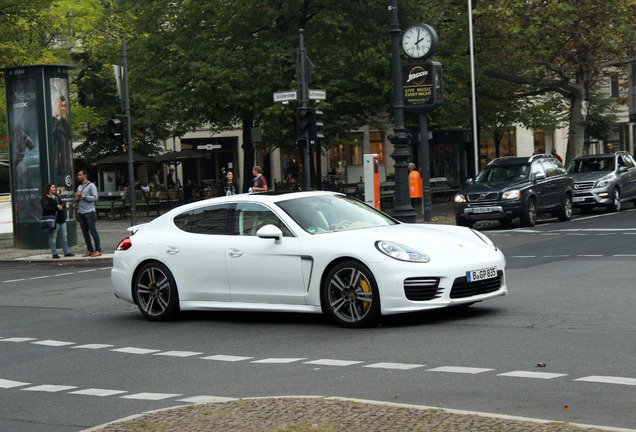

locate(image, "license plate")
[[467, 266, 497, 282], [572, 196, 586, 203], [470, 207, 495, 214]]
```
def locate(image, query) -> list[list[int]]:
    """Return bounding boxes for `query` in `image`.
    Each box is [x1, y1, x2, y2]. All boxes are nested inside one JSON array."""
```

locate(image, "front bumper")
[[572, 189, 612, 206], [455, 201, 524, 221]]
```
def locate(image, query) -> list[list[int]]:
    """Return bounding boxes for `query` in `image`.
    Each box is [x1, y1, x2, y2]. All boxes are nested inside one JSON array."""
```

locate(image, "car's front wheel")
[[322, 261, 380, 328], [455, 215, 473, 228], [133, 262, 179, 321], [520, 198, 537, 227], [608, 188, 621, 212], [557, 194, 572, 221]]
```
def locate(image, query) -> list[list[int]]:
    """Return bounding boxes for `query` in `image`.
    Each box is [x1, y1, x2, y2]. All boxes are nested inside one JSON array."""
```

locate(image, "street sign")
[[309, 89, 326, 100], [273, 91, 298, 103], [274, 89, 327, 103]]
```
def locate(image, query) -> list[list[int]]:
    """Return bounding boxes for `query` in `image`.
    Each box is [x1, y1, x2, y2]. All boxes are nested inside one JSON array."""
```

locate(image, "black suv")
[[454, 154, 573, 228]]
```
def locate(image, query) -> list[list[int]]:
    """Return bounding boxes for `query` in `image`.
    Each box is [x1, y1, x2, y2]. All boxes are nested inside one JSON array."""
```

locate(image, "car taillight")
[[116, 237, 132, 251]]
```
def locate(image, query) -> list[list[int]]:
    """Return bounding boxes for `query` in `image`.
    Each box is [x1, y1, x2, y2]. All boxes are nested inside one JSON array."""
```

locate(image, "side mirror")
[[534, 172, 547, 181], [618, 166, 628, 173], [256, 224, 283, 243], [466, 178, 474, 184]]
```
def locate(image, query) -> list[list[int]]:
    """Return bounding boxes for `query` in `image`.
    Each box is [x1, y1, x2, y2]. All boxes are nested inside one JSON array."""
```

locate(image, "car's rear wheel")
[[520, 198, 537, 227], [322, 261, 380, 328], [133, 262, 179, 321], [557, 194, 572, 221], [608, 188, 621, 212]]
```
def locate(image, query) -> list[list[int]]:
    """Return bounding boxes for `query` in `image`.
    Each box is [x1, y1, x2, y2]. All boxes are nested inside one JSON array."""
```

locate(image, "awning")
[[94, 153, 154, 165], [153, 149, 207, 163]]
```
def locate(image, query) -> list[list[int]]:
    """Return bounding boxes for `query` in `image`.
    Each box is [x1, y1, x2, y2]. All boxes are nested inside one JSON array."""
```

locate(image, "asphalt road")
[[0, 208, 634, 431]]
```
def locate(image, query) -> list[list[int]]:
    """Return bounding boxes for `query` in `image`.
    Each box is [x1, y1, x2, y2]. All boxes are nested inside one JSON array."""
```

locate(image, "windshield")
[[475, 164, 529, 183], [277, 194, 398, 234], [567, 157, 614, 174]]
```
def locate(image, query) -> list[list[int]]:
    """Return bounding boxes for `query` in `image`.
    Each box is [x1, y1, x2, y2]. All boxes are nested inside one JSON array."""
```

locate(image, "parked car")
[[111, 191, 507, 328], [454, 154, 573, 228], [566, 151, 636, 212]]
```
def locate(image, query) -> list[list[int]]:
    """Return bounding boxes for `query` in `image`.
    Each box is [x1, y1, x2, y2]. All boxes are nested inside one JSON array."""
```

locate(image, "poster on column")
[[5, 68, 41, 225]]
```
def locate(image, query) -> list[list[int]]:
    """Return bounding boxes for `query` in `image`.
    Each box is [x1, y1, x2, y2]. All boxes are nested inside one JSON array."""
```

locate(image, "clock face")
[[402, 24, 437, 59]]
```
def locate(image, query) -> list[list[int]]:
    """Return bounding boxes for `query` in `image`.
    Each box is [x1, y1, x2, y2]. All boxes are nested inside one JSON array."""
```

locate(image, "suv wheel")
[[557, 194, 572, 222], [455, 215, 473, 228], [521, 198, 537, 227], [608, 188, 621, 212]]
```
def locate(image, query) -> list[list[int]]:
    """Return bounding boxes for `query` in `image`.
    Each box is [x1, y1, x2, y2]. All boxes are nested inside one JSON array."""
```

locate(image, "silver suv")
[[566, 151, 636, 212]]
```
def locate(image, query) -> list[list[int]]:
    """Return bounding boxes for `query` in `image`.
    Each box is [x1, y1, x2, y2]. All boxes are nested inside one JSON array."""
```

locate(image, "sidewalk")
[[7, 201, 626, 432]]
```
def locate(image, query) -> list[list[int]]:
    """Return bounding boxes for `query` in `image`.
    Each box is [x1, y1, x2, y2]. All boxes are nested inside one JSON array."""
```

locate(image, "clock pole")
[[388, 0, 416, 223]]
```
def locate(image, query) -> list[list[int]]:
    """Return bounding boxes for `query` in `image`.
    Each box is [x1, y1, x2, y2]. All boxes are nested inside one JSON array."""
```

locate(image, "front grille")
[[404, 277, 442, 301], [450, 271, 503, 299], [468, 192, 499, 202], [574, 182, 594, 192]]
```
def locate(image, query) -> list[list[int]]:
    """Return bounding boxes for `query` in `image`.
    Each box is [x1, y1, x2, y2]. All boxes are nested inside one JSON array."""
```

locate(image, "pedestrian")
[[408, 163, 422, 207], [41, 183, 74, 259], [220, 166, 228, 185], [167, 168, 176, 190], [224, 171, 237, 195], [75, 169, 102, 257], [250, 166, 268, 192], [551, 148, 563, 163]]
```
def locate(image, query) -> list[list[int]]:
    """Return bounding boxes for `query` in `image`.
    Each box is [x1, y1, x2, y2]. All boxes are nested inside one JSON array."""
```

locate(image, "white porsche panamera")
[[111, 191, 507, 328]]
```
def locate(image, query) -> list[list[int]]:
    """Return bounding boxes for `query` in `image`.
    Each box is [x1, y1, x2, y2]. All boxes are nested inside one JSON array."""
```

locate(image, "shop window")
[[480, 129, 516, 165], [533, 130, 546, 154], [610, 74, 619, 99], [329, 134, 362, 180]]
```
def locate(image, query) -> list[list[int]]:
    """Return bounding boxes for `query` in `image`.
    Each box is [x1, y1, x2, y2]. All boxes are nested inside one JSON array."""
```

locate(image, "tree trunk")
[[241, 117, 254, 193], [565, 89, 587, 165]]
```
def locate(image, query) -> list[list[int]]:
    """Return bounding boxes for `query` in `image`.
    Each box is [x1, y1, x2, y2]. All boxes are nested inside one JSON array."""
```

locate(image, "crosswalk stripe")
[[498, 371, 567, 379]]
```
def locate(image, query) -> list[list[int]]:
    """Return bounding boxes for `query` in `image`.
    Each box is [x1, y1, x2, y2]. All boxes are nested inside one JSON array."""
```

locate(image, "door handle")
[[228, 248, 243, 257], [165, 246, 179, 254]]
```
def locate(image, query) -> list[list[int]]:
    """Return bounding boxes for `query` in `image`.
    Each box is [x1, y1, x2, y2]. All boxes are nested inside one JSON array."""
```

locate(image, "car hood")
[[461, 180, 529, 194], [569, 171, 612, 182]]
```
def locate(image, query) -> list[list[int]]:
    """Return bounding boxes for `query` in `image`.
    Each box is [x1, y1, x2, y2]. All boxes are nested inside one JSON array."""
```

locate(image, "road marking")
[[111, 347, 162, 355], [251, 358, 307, 364], [121, 392, 183, 400], [427, 366, 494, 374], [154, 350, 204, 357], [72, 344, 114, 350], [69, 388, 127, 397], [364, 362, 424, 370], [28, 276, 49, 280], [1, 337, 36, 343], [3, 279, 26, 283], [304, 359, 364, 367], [201, 354, 253, 362], [32, 339, 75, 347], [23, 385, 77, 392], [574, 376, 636, 386], [54, 273, 75, 277], [613, 254, 636, 257], [498, 371, 568, 379], [0, 379, 30, 388]]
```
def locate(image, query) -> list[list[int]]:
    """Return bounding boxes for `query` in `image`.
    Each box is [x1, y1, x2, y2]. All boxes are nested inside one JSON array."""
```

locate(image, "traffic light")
[[296, 107, 314, 136], [309, 109, 324, 144], [108, 116, 125, 142]]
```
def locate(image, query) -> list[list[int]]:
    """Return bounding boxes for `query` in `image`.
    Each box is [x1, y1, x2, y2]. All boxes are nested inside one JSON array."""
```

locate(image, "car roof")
[[572, 153, 620, 160]]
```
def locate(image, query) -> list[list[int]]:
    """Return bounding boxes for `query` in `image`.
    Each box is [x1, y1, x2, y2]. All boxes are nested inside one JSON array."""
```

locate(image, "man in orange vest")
[[408, 163, 422, 206]]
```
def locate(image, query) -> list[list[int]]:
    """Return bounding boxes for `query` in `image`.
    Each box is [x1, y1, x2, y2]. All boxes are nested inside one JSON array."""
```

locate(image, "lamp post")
[[388, 0, 416, 223]]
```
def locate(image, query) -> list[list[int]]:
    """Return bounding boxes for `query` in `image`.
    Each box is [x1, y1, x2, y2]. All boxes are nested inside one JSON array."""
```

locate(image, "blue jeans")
[[77, 211, 101, 252], [48, 221, 71, 256]]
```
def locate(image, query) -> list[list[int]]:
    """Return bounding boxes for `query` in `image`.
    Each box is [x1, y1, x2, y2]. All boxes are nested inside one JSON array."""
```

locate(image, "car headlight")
[[470, 229, 498, 251], [454, 193, 467, 203], [595, 178, 612, 188], [502, 190, 521, 200], [375, 241, 430, 263]]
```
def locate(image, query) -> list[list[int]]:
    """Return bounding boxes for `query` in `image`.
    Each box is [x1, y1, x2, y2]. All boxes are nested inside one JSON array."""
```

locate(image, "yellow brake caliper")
[[359, 278, 370, 310]]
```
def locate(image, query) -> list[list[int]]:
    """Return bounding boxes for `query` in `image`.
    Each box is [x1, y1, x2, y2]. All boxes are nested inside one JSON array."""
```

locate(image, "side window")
[[530, 161, 546, 178], [624, 155, 636, 169], [232, 203, 292, 237], [173, 204, 229, 235]]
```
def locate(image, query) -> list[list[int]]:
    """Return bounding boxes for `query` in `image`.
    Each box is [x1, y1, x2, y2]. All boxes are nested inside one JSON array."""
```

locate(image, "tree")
[[475, 0, 636, 163]]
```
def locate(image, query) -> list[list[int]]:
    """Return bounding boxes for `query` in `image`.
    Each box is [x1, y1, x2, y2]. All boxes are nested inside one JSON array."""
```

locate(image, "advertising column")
[[3, 65, 76, 248]]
